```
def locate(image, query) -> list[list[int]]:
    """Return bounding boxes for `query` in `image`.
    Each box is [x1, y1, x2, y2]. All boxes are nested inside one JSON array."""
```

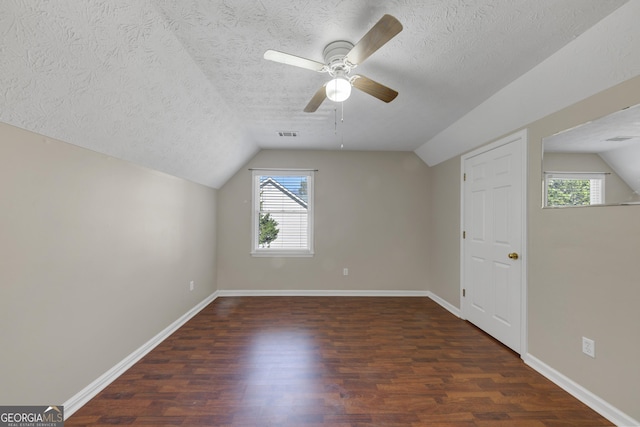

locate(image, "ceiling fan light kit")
[[326, 76, 352, 102], [263, 14, 403, 112]]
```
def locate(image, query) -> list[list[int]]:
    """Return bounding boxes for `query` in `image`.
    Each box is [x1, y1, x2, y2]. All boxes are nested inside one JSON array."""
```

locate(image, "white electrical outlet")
[[582, 337, 595, 358], [343, 268, 349, 276], [189, 281, 195, 291]]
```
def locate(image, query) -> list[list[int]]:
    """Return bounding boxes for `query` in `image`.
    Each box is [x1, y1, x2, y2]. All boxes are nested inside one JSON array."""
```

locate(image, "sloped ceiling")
[[544, 103, 640, 194], [0, 0, 629, 188]]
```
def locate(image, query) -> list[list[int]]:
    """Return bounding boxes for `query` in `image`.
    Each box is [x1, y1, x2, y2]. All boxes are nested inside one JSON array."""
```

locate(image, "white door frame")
[[460, 129, 528, 356]]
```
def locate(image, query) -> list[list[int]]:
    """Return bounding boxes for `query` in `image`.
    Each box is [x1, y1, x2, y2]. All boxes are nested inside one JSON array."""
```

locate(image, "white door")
[[461, 130, 526, 353]]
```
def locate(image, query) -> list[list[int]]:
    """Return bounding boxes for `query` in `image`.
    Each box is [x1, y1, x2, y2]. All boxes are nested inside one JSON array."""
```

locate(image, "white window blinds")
[[251, 170, 314, 256]]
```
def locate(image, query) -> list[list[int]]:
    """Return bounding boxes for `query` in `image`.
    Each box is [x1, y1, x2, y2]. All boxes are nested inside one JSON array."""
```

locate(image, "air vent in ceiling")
[[605, 136, 633, 142], [277, 131, 298, 137]]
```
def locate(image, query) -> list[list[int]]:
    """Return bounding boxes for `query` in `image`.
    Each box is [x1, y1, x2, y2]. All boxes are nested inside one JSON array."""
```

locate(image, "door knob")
[[508, 252, 519, 260]]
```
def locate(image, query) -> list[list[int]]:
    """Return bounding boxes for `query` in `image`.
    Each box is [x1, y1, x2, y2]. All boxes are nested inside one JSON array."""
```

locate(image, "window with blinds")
[[544, 172, 606, 207], [251, 169, 314, 256]]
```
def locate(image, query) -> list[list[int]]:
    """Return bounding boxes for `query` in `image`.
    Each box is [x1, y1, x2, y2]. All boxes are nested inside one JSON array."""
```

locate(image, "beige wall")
[[527, 76, 640, 420], [0, 123, 218, 405], [427, 156, 461, 306], [428, 75, 640, 420], [217, 150, 431, 292]]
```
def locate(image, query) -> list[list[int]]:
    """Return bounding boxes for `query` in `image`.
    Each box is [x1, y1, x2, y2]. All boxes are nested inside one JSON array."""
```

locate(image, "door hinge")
[[462, 231, 466, 239], [463, 289, 466, 297], [463, 173, 466, 181]]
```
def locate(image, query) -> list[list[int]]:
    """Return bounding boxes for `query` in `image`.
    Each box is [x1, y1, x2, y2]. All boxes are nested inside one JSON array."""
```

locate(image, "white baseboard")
[[217, 289, 430, 297], [427, 291, 461, 318], [523, 353, 639, 427], [63, 291, 219, 420]]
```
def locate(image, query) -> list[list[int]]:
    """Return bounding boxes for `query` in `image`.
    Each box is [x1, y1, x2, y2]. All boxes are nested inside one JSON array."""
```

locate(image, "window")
[[544, 172, 605, 207], [251, 169, 314, 256]]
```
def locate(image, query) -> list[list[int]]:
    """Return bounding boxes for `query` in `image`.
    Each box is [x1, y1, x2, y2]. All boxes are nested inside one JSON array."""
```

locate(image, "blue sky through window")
[[260, 175, 308, 202]]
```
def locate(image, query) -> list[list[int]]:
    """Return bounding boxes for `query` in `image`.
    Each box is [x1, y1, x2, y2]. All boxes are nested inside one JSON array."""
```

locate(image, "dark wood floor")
[[67, 297, 612, 426]]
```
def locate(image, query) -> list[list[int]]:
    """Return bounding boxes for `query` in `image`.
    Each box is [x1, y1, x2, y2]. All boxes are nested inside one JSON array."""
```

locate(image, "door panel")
[[493, 186, 510, 243], [493, 261, 510, 324], [471, 190, 486, 241], [471, 256, 487, 312]]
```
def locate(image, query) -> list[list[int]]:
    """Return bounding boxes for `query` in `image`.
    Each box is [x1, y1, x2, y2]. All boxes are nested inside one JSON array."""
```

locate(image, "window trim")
[[251, 169, 315, 257]]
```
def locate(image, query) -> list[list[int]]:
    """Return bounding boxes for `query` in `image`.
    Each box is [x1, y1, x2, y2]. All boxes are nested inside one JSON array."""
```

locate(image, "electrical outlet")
[[343, 268, 349, 276], [189, 281, 195, 291], [582, 337, 595, 358]]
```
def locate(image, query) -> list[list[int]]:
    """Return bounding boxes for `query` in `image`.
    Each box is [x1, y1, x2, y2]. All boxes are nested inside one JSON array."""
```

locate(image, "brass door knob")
[[508, 252, 519, 260]]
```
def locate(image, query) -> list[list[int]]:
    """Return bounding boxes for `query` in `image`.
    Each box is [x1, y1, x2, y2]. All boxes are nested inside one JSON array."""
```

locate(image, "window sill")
[[251, 250, 314, 258]]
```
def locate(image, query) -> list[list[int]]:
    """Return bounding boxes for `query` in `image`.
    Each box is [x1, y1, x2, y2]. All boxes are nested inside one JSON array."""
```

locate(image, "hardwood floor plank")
[[66, 297, 613, 426]]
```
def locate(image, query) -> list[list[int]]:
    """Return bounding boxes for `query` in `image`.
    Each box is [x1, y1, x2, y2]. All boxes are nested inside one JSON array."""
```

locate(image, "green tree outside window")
[[547, 178, 591, 206], [259, 213, 279, 247]]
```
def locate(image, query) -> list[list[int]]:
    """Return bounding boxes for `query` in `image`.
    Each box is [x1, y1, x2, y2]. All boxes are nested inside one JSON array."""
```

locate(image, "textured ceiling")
[[0, 0, 629, 188]]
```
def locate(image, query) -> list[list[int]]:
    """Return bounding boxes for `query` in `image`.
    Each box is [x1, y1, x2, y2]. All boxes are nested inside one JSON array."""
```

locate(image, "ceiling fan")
[[263, 14, 403, 113]]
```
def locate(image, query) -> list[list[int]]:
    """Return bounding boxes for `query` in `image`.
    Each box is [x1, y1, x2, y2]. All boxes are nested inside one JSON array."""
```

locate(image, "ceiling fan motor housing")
[[323, 40, 354, 75]]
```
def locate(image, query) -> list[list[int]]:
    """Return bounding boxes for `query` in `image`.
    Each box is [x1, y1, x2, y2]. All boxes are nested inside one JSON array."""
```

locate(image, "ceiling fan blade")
[[264, 50, 326, 72], [304, 85, 327, 113], [345, 14, 403, 65], [352, 75, 398, 103]]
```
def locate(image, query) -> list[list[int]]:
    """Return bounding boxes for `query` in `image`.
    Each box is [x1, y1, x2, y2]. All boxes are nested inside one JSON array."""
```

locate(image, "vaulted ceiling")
[[0, 0, 629, 188]]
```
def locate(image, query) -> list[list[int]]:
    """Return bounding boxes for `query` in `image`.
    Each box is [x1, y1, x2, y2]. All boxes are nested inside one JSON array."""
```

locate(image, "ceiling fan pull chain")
[[340, 102, 345, 149]]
